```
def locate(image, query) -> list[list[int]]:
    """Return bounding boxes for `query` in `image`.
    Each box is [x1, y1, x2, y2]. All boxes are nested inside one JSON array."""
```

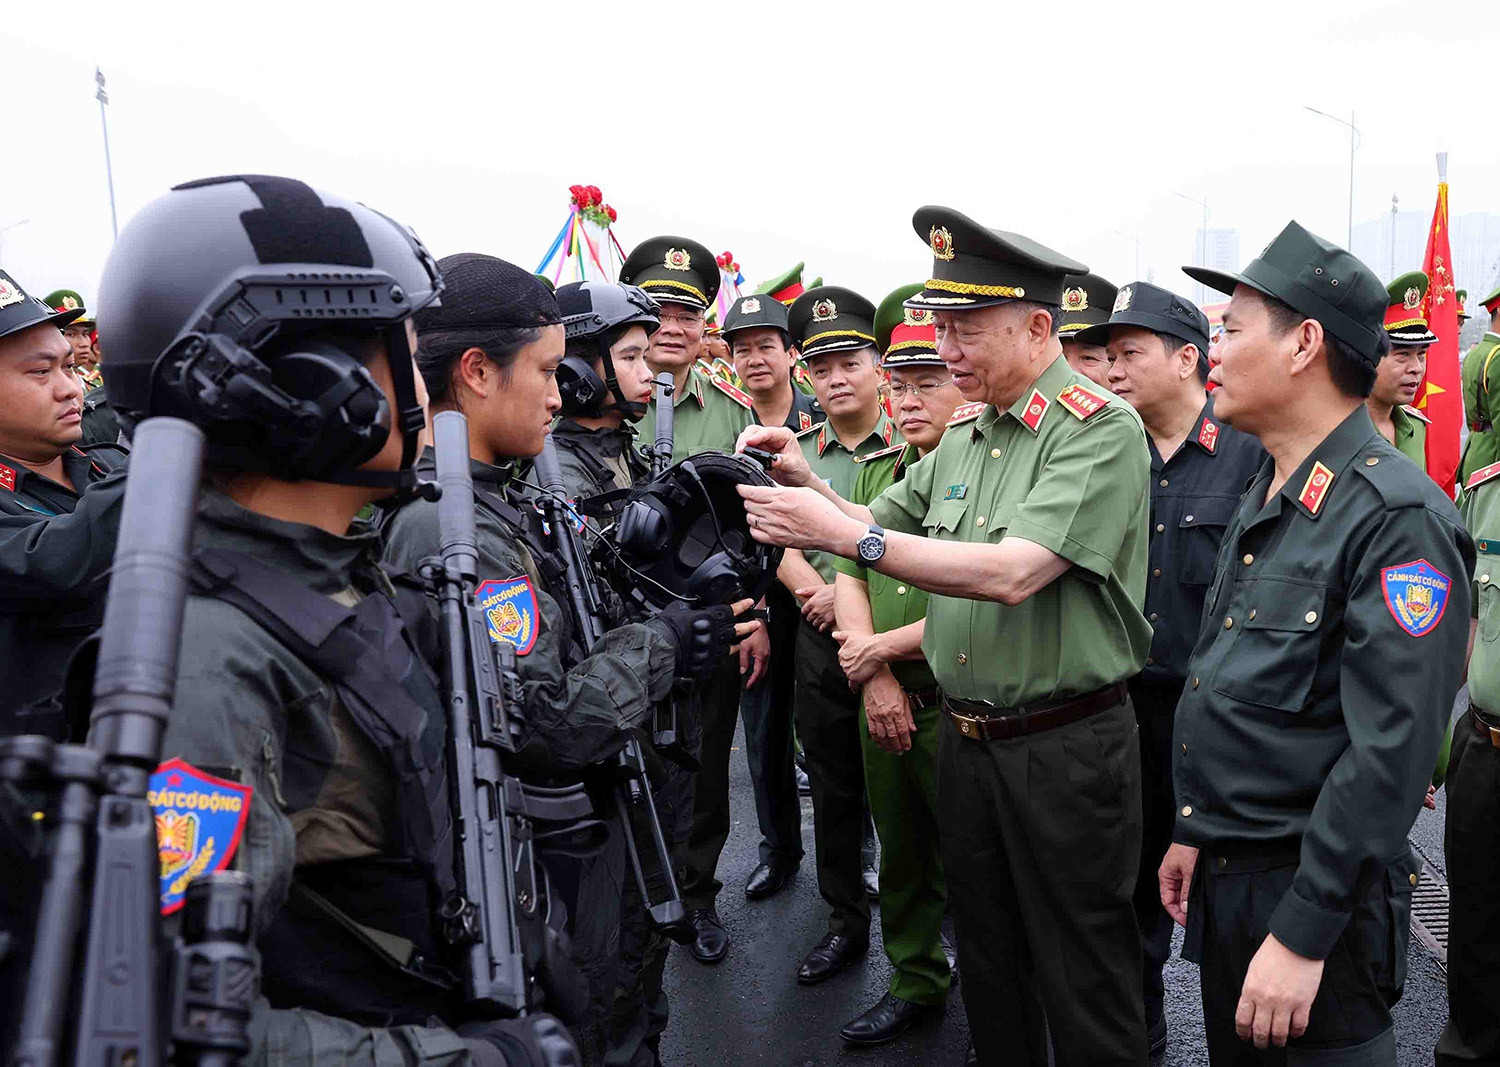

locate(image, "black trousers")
[[939, 698, 1146, 1066], [680, 659, 747, 910], [1437, 712, 1500, 1065], [738, 582, 804, 868], [1185, 848, 1416, 1065], [795, 621, 870, 940], [1128, 676, 1184, 1027]]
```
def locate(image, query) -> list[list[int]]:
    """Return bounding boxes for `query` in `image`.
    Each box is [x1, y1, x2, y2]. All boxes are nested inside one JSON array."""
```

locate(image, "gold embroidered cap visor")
[[789, 285, 878, 359], [1183, 219, 1387, 367], [1056, 272, 1117, 337], [905, 205, 1088, 312], [618, 234, 720, 311]]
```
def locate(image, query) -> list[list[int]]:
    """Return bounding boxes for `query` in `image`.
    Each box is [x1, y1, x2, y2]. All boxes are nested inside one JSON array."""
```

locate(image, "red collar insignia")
[[817, 425, 828, 455], [1466, 460, 1500, 491], [1019, 389, 1049, 432], [0, 463, 14, 492], [881, 419, 894, 445], [1298, 461, 1335, 516], [1056, 383, 1109, 421], [1197, 418, 1220, 454], [798, 411, 813, 431]]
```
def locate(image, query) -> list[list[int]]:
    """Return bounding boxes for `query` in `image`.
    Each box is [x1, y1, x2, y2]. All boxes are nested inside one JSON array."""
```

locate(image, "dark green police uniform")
[[869, 207, 1151, 1065], [79, 384, 122, 446], [790, 285, 898, 949], [1437, 461, 1500, 1064], [1178, 224, 1473, 1063], [1458, 284, 1500, 484]]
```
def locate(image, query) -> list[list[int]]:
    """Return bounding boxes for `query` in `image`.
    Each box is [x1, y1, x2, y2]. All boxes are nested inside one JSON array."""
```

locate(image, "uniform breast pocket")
[[922, 498, 970, 537], [1177, 497, 1238, 587], [1477, 562, 1500, 643], [1211, 577, 1327, 713]]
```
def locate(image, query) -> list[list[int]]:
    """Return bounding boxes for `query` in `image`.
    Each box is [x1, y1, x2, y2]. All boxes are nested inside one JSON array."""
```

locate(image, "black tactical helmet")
[[554, 281, 661, 420], [97, 174, 442, 488]]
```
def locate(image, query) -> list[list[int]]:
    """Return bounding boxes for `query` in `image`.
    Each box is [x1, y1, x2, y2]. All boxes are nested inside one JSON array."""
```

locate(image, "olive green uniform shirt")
[[1460, 332, 1500, 483], [869, 356, 1152, 706], [1172, 405, 1473, 960], [800, 410, 898, 584], [833, 442, 935, 691], [1462, 470, 1500, 713], [1391, 404, 1429, 472], [639, 364, 755, 465]]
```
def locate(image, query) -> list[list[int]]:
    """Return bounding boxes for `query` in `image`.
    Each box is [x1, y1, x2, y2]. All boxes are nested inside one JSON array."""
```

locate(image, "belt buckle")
[[1490, 724, 1500, 750], [954, 711, 979, 737]]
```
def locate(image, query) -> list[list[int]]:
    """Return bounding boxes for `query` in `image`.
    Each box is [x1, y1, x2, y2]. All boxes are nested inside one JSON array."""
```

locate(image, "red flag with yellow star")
[[1417, 170, 1462, 497]]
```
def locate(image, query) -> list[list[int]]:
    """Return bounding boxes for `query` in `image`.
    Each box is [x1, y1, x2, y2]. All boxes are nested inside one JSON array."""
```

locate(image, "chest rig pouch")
[[189, 546, 461, 1026]]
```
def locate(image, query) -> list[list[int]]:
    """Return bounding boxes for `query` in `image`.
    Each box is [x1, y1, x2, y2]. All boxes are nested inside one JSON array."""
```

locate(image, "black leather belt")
[[903, 685, 941, 709], [943, 681, 1128, 742], [1469, 702, 1500, 749]]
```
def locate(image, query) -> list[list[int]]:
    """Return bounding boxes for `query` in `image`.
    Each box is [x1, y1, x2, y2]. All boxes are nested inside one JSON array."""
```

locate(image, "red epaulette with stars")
[[1401, 404, 1431, 425], [710, 376, 753, 409], [1056, 383, 1110, 421], [855, 443, 904, 465], [947, 402, 986, 426], [1466, 461, 1500, 492], [1298, 461, 1335, 515]]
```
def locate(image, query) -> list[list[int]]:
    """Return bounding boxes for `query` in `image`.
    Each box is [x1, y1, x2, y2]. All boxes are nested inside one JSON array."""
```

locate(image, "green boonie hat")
[[789, 285, 877, 359], [722, 293, 791, 339], [1057, 273, 1117, 338], [906, 205, 1088, 312], [1383, 271, 1438, 347], [1457, 289, 1470, 321], [875, 283, 943, 367], [1183, 220, 1387, 366], [619, 235, 719, 311], [43, 288, 95, 329]]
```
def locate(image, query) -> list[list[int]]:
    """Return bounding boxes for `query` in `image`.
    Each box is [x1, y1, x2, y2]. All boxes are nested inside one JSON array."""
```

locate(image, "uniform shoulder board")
[[855, 443, 905, 464], [710, 376, 753, 408], [1353, 449, 1429, 508], [946, 401, 986, 426], [1056, 382, 1111, 421], [1401, 404, 1431, 425], [795, 420, 823, 438], [1466, 460, 1500, 492]]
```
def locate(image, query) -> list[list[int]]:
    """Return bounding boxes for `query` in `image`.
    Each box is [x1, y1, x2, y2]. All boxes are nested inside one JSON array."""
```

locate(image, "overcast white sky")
[[4, 0, 1499, 310]]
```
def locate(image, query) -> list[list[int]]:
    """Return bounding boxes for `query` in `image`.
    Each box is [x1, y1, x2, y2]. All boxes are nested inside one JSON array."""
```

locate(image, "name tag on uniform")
[[944, 484, 968, 500]]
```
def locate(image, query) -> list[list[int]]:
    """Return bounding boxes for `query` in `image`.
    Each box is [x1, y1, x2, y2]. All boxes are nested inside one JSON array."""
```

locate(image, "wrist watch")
[[856, 523, 887, 564]]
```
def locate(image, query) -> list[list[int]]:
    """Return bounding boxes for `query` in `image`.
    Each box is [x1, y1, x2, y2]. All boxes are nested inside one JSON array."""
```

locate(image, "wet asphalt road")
[[660, 700, 1461, 1066]]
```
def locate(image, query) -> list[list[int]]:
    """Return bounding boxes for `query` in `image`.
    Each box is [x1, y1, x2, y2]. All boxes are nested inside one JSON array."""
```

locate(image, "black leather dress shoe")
[[863, 864, 880, 900], [796, 931, 867, 985], [838, 993, 940, 1045], [744, 861, 797, 900], [686, 907, 728, 964]]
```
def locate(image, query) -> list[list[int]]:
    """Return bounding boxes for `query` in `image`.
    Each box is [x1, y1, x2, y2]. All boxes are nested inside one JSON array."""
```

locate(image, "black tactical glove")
[[459, 1014, 581, 1067], [652, 601, 739, 678]]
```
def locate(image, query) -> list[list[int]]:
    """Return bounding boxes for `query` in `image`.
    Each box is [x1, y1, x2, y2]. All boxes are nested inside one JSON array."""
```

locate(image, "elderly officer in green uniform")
[[1158, 222, 1472, 1062], [1438, 460, 1500, 1064], [1367, 271, 1437, 471], [1057, 272, 1118, 389], [828, 283, 976, 1046], [1458, 284, 1500, 482], [780, 283, 898, 985], [736, 205, 1153, 1066]]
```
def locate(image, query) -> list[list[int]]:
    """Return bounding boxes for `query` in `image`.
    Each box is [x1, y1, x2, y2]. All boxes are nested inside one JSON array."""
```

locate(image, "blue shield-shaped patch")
[[149, 758, 253, 915], [475, 575, 540, 655], [1381, 559, 1452, 638]]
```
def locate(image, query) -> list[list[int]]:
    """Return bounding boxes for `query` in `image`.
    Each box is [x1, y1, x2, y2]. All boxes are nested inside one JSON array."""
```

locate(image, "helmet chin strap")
[[599, 335, 648, 422]]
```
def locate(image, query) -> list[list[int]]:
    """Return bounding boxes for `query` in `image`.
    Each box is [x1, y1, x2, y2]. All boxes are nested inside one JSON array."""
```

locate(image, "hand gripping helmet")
[[96, 174, 442, 490], [603, 452, 784, 613], [554, 281, 661, 421]]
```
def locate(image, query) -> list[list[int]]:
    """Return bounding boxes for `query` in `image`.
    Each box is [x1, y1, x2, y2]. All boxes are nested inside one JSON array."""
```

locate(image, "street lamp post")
[[96, 67, 118, 240], [1304, 106, 1360, 250], [1390, 194, 1399, 280]]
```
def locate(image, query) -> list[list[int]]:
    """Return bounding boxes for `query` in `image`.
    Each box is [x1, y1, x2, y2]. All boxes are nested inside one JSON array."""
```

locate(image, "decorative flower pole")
[[535, 183, 626, 284]]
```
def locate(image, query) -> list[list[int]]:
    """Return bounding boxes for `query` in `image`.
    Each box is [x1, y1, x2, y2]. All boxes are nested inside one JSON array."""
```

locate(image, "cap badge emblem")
[[1403, 287, 1422, 310], [664, 248, 692, 272], [1062, 287, 1088, 312], [929, 226, 956, 262], [1113, 286, 1133, 314], [739, 297, 761, 315], [811, 298, 837, 322], [60, 295, 81, 310], [904, 307, 932, 327], [0, 277, 23, 310]]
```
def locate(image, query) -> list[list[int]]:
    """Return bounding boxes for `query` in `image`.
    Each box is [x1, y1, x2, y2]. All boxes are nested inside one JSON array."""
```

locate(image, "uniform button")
[[990, 448, 1002, 459], [1181, 805, 1193, 817], [1181, 743, 1188, 754], [1156, 523, 1166, 533], [1159, 478, 1169, 487], [1152, 568, 1162, 578], [1305, 610, 1318, 624], [1482, 574, 1491, 585], [1149, 612, 1159, 621], [1224, 616, 1234, 629], [1248, 609, 1257, 621], [1185, 514, 1195, 523], [1217, 857, 1228, 870], [896, 585, 907, 595], [1409, 872, 1420, 887], [976, 516, 986, 527], [1366, 457, 1380, 466], [1242, 553, 1254, 565], [1146, 657, 1154, 665], [1192, 677, 1200, 689], [957, 652, 968, 664]]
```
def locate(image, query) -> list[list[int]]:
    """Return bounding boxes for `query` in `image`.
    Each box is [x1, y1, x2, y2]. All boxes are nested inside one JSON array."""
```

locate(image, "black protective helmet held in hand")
[[554, 281, 661, 420], [97, 174, 442, 488]]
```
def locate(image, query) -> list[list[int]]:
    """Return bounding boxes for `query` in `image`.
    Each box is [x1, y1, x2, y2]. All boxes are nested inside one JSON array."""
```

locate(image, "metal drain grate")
[[1410, 858, 1449, 971]]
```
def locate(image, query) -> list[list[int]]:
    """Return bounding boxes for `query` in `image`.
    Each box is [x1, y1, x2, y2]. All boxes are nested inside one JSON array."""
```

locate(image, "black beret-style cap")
[[619, 235, 720, 311], [722, 293, 790, 338], [1057, 273, 1118, 339], [789, 286, 877, 359], [1075, 280, 1210, 355], [1183, 220, 1387, 366], [0, 269, 86, 341], [415, 253, 561, 333], [906, 206, 1088, 311]]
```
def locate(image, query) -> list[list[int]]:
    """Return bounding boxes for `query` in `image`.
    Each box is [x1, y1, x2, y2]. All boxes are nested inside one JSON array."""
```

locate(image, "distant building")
[[1190, 228, 1239, 307], [1352, 208, 1500, 296]]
